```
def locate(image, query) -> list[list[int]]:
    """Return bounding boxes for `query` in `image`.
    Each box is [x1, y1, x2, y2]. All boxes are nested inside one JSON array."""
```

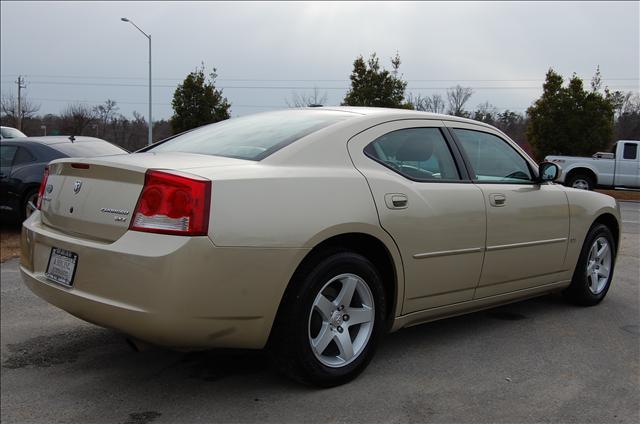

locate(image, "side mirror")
[[538, 162, 561, 183]]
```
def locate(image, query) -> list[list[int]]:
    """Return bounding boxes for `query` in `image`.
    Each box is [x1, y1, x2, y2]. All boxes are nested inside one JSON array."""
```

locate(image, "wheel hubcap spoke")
[[597, 243, 608, 259], [335, 276, 358, 308], [346, 306, 373, 326], [311, 323, 334, 355], [313, 294, 334, 321], [598, 266, 609, 278], [335, 330, 354, 361]]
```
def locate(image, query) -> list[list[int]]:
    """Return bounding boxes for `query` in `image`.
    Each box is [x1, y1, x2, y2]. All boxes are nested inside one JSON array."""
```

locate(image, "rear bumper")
[[20, 212, 308, 349]]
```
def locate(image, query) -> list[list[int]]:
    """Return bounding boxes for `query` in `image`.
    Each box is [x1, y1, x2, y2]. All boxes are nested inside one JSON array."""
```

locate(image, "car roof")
[[296, 106, 495, 129], [3, 136, 108, 146]]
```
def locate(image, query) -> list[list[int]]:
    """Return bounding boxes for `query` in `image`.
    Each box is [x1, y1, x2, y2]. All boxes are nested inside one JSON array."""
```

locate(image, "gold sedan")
[[20, 108, 620, 386]]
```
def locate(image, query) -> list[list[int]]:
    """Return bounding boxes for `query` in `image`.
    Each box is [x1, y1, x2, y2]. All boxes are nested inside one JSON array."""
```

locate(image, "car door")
[[447, 124, 570, 298], [614, 142, 640, 188], [348, 120, 486, 314], [0, 144, 19, 212]]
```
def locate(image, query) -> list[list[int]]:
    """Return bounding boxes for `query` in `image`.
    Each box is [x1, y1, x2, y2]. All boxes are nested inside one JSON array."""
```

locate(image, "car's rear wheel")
[[270, 250, 386, 387], [564, 224, 616, 306], [567, 173, 595, 190]]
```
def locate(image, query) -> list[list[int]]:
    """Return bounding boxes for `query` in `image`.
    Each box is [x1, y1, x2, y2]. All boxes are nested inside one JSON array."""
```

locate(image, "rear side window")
[[1, 145, 18, 167], [453, 129, 533, 183], [623, 143, 637, 160], [13, 147, 37, 165], [364, 128, 461, 181], [54, 141, 127, 158], [149, 110, 354, 161]]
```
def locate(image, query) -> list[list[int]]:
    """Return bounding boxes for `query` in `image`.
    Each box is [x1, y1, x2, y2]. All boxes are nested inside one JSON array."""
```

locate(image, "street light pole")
[[121, 17, 152, 146]]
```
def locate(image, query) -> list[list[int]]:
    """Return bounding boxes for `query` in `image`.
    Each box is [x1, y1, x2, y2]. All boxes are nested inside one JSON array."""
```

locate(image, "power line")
[[27, 96, 530, 111], [3, 80, 638, 90], [2, 73, 639, 83], [28, 97, 281, 109]]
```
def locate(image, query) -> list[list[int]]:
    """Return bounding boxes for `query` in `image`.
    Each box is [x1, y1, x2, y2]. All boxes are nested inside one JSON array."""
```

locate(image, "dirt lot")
[[596, 189, 640, 201], [0, 225, 20, 263]]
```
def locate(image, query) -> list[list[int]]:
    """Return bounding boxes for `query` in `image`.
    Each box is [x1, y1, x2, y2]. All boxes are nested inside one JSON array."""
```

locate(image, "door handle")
[[489, 193, 506, 207], [384, 193, 408, 209]]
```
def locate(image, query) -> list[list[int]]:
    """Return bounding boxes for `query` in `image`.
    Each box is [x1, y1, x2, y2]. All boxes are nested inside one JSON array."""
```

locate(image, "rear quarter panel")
[[193, 119, 406, 318]]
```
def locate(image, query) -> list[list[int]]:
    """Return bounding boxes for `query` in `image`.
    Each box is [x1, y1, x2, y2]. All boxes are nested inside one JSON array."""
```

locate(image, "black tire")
[[20, 188, 39, 223], [269, 249, 386, 387], [566, 172, 595, 191], [564, 224, 616, 306]]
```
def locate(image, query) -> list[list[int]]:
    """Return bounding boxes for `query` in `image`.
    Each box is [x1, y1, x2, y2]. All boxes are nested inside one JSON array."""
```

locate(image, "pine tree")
[[342, 53, 410, 108], [171, 64, 231, 134], [527, 68, 615, 158]]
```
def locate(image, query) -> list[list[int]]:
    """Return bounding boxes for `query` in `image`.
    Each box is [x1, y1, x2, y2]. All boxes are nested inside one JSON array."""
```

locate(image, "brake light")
[[36, 166, 49, 209], [130, 170, 211, 236]]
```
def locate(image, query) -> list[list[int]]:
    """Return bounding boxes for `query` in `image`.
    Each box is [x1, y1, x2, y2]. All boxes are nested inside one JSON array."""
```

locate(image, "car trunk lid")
[[39, 152, 250, 242]]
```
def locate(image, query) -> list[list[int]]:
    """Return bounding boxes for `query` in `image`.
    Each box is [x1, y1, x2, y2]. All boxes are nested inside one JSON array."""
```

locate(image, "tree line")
[[2, 53, 638, 157]]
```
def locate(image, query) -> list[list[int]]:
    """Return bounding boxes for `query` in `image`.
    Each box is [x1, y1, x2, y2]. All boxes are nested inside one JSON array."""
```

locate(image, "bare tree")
[[472, 101, 498, 124], [286, 87, 328, 107], [408, 93, 446, 113], [93, 99, 119, 137], [1, 92, 40, 129], [60, 103, 96, 135], [446, 85, 474, 117]]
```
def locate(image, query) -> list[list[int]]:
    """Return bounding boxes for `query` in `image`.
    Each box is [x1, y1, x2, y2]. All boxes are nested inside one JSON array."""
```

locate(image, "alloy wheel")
[[586, 236, 612, 295], [307, 273, 375, 368]]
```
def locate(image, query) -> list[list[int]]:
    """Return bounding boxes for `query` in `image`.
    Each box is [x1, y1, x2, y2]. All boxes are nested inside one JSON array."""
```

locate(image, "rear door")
[[447, 124, 570, 298], [614, 142, 640, 188], [348, 120, 486, 314]]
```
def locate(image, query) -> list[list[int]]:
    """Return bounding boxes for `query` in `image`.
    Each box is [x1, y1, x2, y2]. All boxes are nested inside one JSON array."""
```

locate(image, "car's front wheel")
[[564, 224, 616, 306], [270, 250, 386, 387]]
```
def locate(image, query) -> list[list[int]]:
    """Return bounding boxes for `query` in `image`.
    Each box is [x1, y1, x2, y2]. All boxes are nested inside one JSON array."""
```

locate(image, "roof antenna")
[[69, 135, 75, 143]]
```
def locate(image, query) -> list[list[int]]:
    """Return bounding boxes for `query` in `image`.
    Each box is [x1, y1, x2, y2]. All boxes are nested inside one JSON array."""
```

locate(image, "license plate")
[[45, 247, 78, 287]]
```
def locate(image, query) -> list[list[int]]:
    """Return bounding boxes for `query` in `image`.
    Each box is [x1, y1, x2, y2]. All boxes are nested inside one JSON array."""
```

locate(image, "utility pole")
[[16, 76, 26, 130]]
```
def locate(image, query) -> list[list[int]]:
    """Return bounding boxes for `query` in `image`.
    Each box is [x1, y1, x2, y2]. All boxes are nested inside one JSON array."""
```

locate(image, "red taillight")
[[36, 166, 50, 210], [129, 170, 211, 236]]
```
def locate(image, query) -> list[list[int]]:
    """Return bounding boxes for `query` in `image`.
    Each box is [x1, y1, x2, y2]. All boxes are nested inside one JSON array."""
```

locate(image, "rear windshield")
[[149, 110, 354, 160], [54, 141, 128, 157]]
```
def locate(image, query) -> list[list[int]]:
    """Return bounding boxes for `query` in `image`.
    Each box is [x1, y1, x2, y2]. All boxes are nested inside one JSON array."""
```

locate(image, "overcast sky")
[[1, 1, 638, 121]]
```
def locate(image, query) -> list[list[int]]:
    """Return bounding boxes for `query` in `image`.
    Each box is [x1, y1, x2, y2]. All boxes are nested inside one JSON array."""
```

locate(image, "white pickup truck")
[[546, 140, 640, 190]]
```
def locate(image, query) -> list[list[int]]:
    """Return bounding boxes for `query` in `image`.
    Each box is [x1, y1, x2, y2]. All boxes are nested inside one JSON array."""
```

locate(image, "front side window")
[[150, 110, 354, 161], [623, 143, 637, 160], [364, 128, 461, 181], [453, 129, 533, 183]]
